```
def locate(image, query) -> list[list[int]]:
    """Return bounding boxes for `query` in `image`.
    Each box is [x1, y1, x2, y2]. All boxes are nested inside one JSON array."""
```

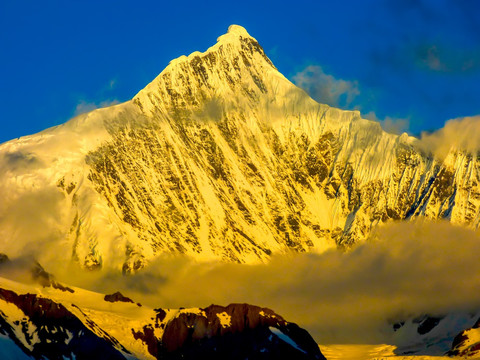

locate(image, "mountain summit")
[[0, 25, 479, 273]]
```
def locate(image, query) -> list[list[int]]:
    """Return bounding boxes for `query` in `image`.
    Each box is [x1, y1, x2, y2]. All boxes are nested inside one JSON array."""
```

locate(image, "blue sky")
[[1, 0, 479, 143]]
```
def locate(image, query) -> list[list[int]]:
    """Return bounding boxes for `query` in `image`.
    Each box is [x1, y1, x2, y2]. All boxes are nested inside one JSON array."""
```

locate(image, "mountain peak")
[[226, 24, 251, 37], [215, 24, 254, 44], [133, 24, 279, 116], [164, 25, 257, 68]]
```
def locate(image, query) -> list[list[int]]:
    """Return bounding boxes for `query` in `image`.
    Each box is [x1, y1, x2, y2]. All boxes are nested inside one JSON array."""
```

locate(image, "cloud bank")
[[42, 219, 480, 344]]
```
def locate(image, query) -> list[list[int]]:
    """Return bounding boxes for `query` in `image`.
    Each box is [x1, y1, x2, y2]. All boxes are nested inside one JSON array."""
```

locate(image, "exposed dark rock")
[[0, 253, 9, 264], [104, 291, 135, 304], [155, 308, 167, 322], [417, 316, 443, 335], [134, 303, 325, 360], [392, 321, 405, 332], [473, 317, 480, 329], [132, 324, 160, 358], [0, 287, 126, 359]]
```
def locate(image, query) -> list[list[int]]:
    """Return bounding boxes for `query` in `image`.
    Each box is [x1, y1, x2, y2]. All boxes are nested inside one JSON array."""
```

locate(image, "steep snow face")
[[1, 25, 480, 271]]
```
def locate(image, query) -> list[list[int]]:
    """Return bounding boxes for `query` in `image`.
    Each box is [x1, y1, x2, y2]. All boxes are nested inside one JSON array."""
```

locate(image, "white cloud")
[[292, 65, 360, 108], [417, 115, 480, 158]]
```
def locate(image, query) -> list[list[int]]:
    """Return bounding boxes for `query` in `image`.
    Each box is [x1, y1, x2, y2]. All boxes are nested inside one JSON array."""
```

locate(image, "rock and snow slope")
[[389, 313, 480, 357], [1, 25, 480, 272], [0, 276, 324, 359], [319, 314, 480, 359], [449, 317, 480, 357]]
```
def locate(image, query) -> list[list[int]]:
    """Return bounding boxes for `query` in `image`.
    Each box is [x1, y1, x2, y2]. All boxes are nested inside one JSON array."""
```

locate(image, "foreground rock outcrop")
[[0, 280, 325, 359], [134, 303, 325, 360], [0, 288, 127, 359]]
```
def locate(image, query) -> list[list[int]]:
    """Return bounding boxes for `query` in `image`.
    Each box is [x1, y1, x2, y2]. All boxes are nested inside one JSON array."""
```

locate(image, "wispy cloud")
[[107, 78, 117, 90], [364, 111, 410, 135], [292, 65, 360, 108], [73, 77, 120, 116], [417, 45, 445, 72], [74, 99, 120, 116], [415, 44, 480, 73]]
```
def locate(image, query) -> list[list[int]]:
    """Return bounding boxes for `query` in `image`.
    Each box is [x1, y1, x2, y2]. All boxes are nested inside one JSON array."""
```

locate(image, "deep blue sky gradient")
[[1, 0, 479, 143]]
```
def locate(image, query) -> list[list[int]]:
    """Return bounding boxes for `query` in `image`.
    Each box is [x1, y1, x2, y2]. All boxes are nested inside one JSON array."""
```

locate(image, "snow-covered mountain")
[[1, 25, 479, 272]]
